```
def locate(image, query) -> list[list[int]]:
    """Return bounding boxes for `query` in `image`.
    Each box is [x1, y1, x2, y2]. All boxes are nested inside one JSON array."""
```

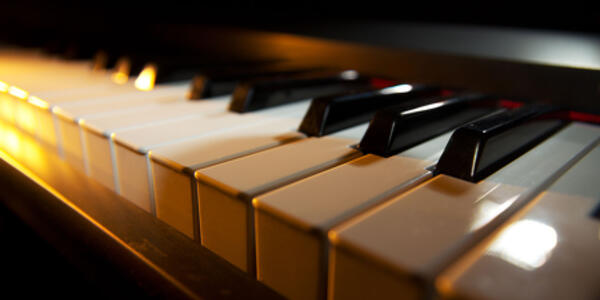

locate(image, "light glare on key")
[[487, 219, 558, 270], [8, 86, 28, 99], [111, 58, 130, 84], [379, 84, 413, 95], [0, 81, 8, 92], [28, 96, 49, 109], [135, 64, 157, 91]]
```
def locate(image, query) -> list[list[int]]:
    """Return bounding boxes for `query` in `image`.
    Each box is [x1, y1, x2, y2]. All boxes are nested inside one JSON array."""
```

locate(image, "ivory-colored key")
[[113, 100, 310, 213], [327, 123, 600, 300], [52, 83, 189, 173], [252, 132, 452, 300], [150, 118, 305, 238], [81, 95, 230, 191], [194, 125, 367, 272], [0, 54, 138, 148], [437, 144, 600, 300], [247, 94, 503, 299], [157, 89, 463, 272]]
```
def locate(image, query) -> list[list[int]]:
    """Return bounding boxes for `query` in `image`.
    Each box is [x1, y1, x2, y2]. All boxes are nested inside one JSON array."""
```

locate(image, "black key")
[[124, 56, 150, 78], [61, 38, 105, 61], [115, 56, 279, 89], [109, 55, 151, 82], [299, 84, 441, 137], [188, 65, 323, 99], [591, 202, 600, 220], [91, 50, 110, 71], [110, 57, 134, 83], [137, 57, 284, 85], [435, 104, 568, 182], [152, 62, 198, 84], [110, 55, 170, 81], [149, 58, 210, 84], [229, 70, 374, 113], [359, 93, 501, 157]]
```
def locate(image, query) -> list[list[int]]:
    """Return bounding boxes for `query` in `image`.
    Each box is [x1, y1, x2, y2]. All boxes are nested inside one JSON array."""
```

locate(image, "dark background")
[[2, 1, 600, 35]]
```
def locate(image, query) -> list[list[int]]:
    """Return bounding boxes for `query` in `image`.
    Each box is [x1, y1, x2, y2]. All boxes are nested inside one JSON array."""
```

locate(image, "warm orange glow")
[[28, 96, 50, 110], [0, 122, 146, 274], [327, 230, 338, 243], [92, 50, 108, 72], [435, 276, 455, 299], [111, 73, 128, 84], [1, 123, 21, 153], [111, 58, 130, 84], [8, 86, 28, 99], [0, 95, 15, 123], [134, 63, 157, 91], [0, 121, 50, 182], [0, 81, 8, 92], [20, 136, 47, 168], [16, 105, 36, 134]]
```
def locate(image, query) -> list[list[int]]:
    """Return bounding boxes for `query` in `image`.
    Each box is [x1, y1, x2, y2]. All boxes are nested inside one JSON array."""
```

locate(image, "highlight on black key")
[[435, 104, 569, 182]]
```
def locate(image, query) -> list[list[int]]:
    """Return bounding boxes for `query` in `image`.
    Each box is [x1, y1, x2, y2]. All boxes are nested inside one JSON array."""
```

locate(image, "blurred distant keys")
[[188, 64, 324, 99], [229, 70, 375, 113]]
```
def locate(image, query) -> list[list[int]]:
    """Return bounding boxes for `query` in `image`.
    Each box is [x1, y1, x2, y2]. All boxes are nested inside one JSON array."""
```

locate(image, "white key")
[[437, 144, 600, 300], [52, 83, 189, 172], [252, 132, 452, 299], [31, 82, 141, 153], [81, 95, 230, 191], [0, 55, 137, 146], [327, 123, 600, 300], [191, 124, 368, 272], [1, 68, 124, 134], [113, 100, 311, 214]]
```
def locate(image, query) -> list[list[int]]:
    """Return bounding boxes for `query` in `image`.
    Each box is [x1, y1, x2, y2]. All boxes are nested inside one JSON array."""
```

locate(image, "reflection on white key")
[[327, 123, 600, 300], [3, 81, 131, 147], [193, 124, 370, 272], [151, 119, 304, 238], [486, 219, 558, 270], [114, 100, 311, 214], [81, 95, 230, 191], [438, 144, 600, 300], [0, 54, 138, 150], [53, 83, 189, 173], [252, 132, 452, 299]]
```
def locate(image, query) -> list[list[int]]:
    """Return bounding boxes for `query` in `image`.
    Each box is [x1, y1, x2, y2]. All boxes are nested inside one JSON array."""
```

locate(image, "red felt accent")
[[568, 111, 600, 124], [499, 99, 524, 109], [369, 78, 398, 89], [440, 89, 454, 97]]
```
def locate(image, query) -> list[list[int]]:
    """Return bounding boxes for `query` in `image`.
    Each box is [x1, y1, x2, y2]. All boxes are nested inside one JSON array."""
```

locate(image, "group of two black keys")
[[41, 42, 591, 182]]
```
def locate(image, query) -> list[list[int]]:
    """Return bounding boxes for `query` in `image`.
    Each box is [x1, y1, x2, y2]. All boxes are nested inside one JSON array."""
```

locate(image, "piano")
[[0, 19, 599, 300]]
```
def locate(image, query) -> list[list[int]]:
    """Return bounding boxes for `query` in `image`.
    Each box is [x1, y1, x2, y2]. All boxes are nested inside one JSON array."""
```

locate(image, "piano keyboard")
[[1, 24, 599, 300]]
